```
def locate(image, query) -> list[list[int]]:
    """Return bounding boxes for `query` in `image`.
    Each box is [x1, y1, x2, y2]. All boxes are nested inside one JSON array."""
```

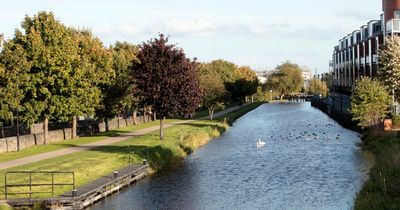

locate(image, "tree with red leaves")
[[131, 34, 202, 140]]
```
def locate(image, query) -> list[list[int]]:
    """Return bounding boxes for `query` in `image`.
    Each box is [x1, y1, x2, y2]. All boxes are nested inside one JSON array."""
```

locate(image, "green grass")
[[354, 132, 400, 210], [0, 119, 177, 163], [0, 203, 12, 210], [0, 103, 262, 200], [216, 102, 263, 124], [192, 102, 241, 119], [0, 120, 227, 199]]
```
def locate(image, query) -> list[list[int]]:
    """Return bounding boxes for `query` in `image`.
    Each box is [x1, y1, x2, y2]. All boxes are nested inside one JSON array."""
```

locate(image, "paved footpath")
[[0, 104, 251, 170]]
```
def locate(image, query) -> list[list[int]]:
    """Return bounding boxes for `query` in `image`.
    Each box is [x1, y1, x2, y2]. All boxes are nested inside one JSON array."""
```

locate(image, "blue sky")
[[0, 0, 382, 73]]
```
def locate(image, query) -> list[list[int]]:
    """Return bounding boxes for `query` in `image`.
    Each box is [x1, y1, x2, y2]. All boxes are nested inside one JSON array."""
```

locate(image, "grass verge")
[[0, 103, 262, 199], [216, 102, 263, 124], [354, 132, 400, 209], [0, 120, 227, 199], [0, 119, 178, 163]]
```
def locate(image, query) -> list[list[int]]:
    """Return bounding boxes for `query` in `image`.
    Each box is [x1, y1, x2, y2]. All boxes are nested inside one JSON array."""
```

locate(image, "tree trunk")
[[280, 94, 285, 100], [105, 118, 109, 132], [44, 117, 49, 144], [160, 117, 165, 140], [117, 114, 120, 128], [209, 109, 214, 120], [251, 96, 254, 102], [133, 110, 137, 125], [153, 112, 157, 121], [72, 116, 77, 139], [143, 107, 147, 123]]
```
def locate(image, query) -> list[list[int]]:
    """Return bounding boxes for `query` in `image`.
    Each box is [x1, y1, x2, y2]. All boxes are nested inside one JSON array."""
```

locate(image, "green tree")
[[199, 73, 226, 120], [95, 41, 138, 129], [234, 66, 259, 102], [267, 61, 304, 100], [378, 36, 400, 99], [1, 11, 114, 143], [198, 60, 237, 83], [130, 34, 202, 140], [308, 78, 328, 97], [0, 37, 30, 150], [350, 77, 391, 135], [70, 29, 114, 137]]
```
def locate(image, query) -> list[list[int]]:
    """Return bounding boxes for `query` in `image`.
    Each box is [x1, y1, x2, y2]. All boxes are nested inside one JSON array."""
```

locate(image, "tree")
[[308, 78, 328, 97], [0, 37, 30, 150], [378, 36, 400, 100], [233, 66, 259, 102], [267, 61, 304, 100], [350, 77, 391, 135], [199, 73, 226, 120], [70, 29, 114, 137], [130, 34, 202, 140], [0, 11, 114, 143], [226, 78, 259, 102], [197, 60, 237, 83], [95, 41, 138, 129]]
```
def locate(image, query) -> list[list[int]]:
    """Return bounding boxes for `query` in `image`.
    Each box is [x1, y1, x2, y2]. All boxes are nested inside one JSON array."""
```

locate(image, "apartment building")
[[332, 0, 400, 95]]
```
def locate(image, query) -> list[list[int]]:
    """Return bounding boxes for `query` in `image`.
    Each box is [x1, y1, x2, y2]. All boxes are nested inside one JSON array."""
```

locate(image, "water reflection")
[[91, 103, 369, 210]]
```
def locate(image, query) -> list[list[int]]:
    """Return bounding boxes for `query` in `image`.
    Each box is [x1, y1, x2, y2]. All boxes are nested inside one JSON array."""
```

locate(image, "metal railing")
[[4, 171, 75, 199]]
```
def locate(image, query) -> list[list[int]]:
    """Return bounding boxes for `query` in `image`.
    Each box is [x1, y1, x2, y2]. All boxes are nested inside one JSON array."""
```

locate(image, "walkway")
[[0, 104, 251, 170]]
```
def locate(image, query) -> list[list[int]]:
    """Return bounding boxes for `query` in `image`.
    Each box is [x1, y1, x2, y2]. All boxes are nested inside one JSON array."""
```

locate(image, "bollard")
[[114, 171, 118, 178], [72, 189, 78, 197], [143, 159, 147, 165]]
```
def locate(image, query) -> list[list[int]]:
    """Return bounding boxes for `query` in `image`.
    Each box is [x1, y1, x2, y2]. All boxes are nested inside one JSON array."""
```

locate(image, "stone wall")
[[0, 116, 154, 154], [30, 123, 44, 134]]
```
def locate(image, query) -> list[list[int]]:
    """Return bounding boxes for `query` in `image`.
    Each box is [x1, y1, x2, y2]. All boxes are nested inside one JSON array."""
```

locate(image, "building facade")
[[332, 0, 400, 95]]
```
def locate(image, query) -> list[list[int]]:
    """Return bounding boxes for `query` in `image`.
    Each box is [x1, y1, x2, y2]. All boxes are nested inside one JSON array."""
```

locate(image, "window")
[[395, 10, 400, 19]]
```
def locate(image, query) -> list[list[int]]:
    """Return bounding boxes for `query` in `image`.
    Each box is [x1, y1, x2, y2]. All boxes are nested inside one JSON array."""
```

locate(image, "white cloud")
[[162, 19, 218, 36], [93, 24, 141, 38]]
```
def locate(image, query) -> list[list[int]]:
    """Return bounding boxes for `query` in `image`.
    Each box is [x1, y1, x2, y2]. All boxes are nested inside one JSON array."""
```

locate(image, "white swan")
[[256, 139, 266, 148]]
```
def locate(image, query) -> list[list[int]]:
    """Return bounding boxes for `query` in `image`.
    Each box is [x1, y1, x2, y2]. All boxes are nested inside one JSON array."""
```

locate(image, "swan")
[[256, 139, 266, 148]]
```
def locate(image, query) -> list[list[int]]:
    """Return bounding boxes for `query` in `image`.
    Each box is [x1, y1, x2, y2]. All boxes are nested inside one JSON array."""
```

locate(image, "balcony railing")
[[386, 19, 400, 33]]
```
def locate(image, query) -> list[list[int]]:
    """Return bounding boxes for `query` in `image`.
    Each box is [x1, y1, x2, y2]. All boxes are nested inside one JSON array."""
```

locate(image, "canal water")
[[91, 103, 370, 210]]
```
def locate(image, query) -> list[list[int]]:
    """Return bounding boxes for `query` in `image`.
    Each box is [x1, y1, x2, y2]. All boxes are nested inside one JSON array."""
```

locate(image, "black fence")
[[4, 171, 75, 199], [0, 126, 31, 139]]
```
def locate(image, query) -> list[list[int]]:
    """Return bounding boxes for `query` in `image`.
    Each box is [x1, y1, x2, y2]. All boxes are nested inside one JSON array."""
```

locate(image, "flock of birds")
[[256, 123, 343, 149]]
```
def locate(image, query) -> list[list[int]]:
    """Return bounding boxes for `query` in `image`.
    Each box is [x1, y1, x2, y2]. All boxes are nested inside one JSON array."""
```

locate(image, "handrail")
[[4, 171, 75, 199]]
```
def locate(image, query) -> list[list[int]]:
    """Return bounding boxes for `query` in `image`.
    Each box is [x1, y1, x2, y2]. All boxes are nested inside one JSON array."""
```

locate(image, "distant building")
[[255, 71, 269, 84], [302, 68, 313, 89], [332, 0, 400, 95]]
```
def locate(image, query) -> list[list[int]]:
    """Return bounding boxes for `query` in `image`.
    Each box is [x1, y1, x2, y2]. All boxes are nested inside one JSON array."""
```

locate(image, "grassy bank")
[[354, 133, 400, 209], [0, 103, 262, 199], [216, 102, 263, 124], [0, 119, 179, 163]]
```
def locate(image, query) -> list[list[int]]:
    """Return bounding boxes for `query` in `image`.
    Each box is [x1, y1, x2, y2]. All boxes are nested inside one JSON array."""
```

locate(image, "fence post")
[[73, 172, 76, 196], [29, 172, 32, 198], [4, 173, 7, 199], [51, 173, 54, 197]]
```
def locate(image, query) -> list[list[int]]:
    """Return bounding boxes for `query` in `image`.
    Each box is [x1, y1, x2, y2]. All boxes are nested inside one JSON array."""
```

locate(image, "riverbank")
[[0, 103, 263, 207], [311, 97, 400, 209], [354, 132, 400, 209]]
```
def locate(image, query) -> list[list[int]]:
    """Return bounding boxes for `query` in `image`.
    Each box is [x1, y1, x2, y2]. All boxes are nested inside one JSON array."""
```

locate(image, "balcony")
[[386, 19, 400, 33]]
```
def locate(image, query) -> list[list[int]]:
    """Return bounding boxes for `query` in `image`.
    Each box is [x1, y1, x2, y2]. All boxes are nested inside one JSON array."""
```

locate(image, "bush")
[[392, 114, 400, 128]]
